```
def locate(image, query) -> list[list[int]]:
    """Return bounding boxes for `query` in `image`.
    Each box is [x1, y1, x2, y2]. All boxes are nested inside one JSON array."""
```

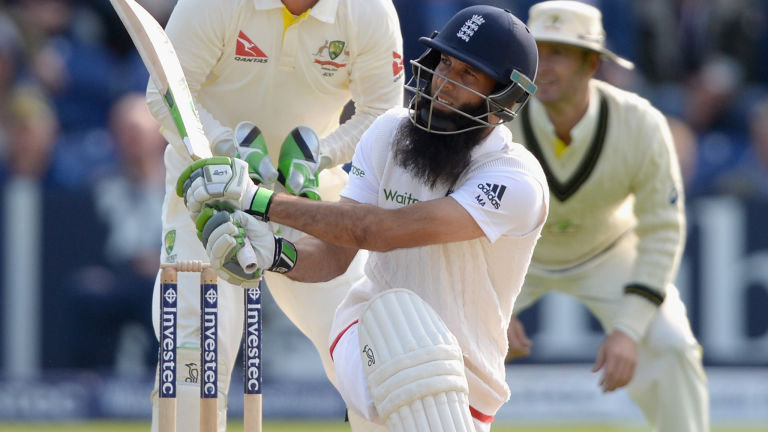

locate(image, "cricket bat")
[[111, 0, 258, 273]]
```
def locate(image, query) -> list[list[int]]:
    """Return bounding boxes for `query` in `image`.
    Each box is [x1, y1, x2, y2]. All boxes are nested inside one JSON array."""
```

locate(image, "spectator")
[[667, 115, 699, 194], [1, 84, 59, 376], [0, 10, 24, 155], [64, 93, 165, 374], [706, 97, 768, 199], [0, 85, 59, 184]]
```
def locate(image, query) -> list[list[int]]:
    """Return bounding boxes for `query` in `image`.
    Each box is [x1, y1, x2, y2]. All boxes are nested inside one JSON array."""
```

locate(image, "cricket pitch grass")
[[0, 421, 764, 431]]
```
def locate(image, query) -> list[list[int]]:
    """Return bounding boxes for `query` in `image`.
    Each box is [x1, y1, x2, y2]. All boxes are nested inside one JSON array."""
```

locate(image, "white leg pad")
[[358, 289, 473, 432]]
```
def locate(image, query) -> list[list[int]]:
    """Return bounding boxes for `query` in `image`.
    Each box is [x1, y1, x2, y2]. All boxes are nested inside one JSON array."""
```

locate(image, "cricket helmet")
[[407, 5, 538, 134]]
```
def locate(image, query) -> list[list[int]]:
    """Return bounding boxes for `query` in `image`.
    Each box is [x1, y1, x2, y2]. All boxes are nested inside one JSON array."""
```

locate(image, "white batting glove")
[[198, 209, 297, 285], [177, 157, 275, 222]]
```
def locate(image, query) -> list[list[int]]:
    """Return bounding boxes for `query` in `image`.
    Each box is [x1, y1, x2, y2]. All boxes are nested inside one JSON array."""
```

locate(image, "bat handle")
[[236, 241, 260, 275]]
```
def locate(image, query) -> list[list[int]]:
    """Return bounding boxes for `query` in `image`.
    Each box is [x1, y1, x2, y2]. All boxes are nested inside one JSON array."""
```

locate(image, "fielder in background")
[[177, 5, 547, 431], [144, 0, 404, 430], [504, 2, 709, 431]]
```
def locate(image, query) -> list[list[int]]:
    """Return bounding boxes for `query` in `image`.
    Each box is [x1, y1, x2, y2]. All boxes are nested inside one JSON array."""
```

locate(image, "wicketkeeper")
[[145, 0, 404, 430]]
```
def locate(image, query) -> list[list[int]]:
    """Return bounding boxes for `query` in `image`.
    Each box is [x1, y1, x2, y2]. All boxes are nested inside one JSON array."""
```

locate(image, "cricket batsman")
[[176, 5, 549, 431]]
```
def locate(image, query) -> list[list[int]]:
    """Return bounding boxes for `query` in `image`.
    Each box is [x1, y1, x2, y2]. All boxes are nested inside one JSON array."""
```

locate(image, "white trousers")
[[516, 233, 709, 432]]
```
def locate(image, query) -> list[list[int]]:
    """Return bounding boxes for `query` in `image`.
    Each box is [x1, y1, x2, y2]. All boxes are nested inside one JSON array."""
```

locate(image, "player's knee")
[[358, 289, 474, 431], [642, 316, 700, 356]]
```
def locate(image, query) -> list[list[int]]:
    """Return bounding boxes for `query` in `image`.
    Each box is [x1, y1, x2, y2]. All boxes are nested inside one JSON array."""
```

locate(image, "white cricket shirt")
[[333, 108, 549, 416]]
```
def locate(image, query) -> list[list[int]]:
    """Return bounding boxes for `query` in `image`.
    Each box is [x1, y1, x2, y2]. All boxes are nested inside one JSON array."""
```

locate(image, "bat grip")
[[236, 241, 260, 274]]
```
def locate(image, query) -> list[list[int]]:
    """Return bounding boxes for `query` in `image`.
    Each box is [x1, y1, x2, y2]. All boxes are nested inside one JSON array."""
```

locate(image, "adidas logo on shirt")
[[476, 183, 506, 209], [235, 31, 268, 63]]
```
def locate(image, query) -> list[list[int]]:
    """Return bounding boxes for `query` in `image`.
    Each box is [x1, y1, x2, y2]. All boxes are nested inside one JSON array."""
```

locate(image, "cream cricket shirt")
[[507, 79, 686, 296], [334, 108, 549, 417], [147, 0, 405, 233]]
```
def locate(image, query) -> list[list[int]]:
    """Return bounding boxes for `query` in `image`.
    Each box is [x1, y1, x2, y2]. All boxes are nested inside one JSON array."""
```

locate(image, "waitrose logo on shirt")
[[383, 188, 420, 206]]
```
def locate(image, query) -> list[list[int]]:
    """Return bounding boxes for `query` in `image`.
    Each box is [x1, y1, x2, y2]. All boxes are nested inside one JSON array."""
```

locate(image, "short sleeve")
[[450, 167, 546, 242]]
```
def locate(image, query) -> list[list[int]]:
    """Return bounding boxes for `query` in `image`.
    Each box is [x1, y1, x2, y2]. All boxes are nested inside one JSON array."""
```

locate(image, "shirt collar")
[[568, 83, 600, 144], [470, 124, 511, 159], [253, 0, 339, 23], [527, 83, 601, 146]]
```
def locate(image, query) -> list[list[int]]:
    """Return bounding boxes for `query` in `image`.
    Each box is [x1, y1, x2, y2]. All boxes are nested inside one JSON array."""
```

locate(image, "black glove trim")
[[624, 283, 665, 306], [269, 236, 297, 273]]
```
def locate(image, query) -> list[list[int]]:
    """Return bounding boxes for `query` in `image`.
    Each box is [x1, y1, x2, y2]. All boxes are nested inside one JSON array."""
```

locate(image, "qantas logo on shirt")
[[392, 51, 404, 77], [476, 183, 506, 209], [235, 31, 268, 63]]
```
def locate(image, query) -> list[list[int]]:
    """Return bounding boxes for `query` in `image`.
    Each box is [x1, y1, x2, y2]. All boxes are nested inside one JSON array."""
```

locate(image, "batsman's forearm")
[[286, 235, 358, 283], [269, 194, 391, 251]]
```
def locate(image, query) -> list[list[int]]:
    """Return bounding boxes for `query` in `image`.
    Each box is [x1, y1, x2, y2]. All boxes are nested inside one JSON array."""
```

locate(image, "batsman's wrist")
[[318, 154, 333, 172], [244, 187, 274, 222], [269, 236, 297, 273]]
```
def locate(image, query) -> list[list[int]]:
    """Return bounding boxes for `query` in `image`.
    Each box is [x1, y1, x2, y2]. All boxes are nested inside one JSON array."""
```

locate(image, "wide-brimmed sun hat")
[[527, 0, 634, 69]]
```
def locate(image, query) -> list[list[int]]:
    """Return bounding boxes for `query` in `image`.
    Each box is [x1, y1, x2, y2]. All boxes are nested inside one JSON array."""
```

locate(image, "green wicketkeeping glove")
[[277, 126, 321, 201], [235, 121, 279, 187]]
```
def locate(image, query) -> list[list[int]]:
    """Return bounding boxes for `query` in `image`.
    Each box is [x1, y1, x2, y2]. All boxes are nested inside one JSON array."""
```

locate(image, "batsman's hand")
[[177, 156, 275, 222], [592, 330, 638, 393], [278, 126, 321, 200], [197, 208, 297, 285]]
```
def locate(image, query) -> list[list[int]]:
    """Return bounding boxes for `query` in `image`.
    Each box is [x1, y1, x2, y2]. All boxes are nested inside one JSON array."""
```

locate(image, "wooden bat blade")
[[110, 0, 260, 275], [109, 0, 212, 160]]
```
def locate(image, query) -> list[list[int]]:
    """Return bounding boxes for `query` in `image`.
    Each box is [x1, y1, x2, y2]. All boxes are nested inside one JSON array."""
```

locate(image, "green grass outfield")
[[0, 421, 764, 432]]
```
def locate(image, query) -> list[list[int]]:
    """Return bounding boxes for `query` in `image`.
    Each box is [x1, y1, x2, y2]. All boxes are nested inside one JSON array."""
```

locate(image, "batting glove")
[[177, 156, 276, 223], [197, 208, 297, 285]]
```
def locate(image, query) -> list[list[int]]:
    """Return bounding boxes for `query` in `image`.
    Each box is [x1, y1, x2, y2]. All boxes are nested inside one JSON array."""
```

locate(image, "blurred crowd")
[[0, 0, 767, 374]]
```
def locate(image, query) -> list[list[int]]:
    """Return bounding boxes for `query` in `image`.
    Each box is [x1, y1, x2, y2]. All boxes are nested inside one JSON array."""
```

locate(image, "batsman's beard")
[[395, 93, 490, 190]]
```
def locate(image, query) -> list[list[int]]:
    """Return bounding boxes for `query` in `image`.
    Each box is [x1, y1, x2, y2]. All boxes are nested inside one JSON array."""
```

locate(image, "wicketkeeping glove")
[[197, 208, 297, 285], [278, 126, 321, 200], [235, 121, 279, 186], [177, 156, 275, 222], [212, 121, 278, 187]]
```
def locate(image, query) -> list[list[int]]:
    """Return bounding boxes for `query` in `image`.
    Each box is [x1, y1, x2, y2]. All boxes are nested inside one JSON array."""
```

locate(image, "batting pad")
[[358, 289, 474, 432]]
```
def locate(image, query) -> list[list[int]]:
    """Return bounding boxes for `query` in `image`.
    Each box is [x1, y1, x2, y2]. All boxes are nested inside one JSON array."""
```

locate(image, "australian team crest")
[[328, 40, 345, 60], [313, 39, 348, 77], [164, 230, 176, 256]]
